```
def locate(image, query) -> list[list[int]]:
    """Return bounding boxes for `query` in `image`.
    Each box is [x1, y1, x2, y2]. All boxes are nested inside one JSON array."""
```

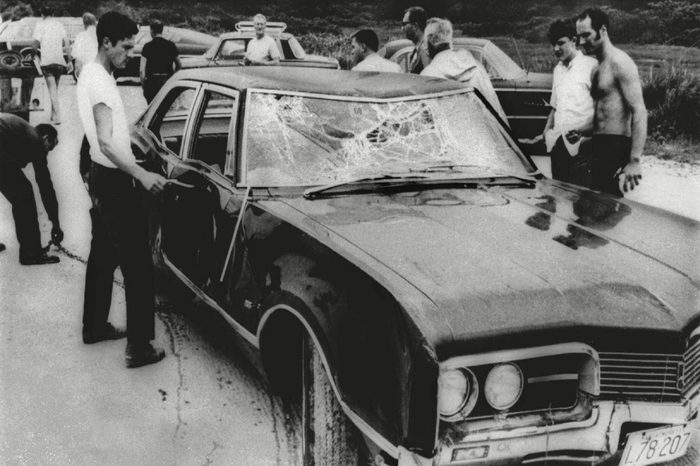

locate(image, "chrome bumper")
[[399, 397, 700, 466]]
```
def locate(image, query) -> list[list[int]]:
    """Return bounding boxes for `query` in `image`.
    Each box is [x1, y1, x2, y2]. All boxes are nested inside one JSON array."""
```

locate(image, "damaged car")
[[132, 66, 700, 465]]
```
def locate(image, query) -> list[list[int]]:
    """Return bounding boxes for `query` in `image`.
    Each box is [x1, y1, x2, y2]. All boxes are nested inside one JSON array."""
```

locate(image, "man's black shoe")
[[0, 243, 6, 252], [83, 323, 127, 344], [19, 252, 59, 265], [125, 343, 166, 368]]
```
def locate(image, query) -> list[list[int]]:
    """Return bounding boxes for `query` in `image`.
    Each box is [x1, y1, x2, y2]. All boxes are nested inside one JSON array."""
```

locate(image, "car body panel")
[[134, 66, 700, 464]]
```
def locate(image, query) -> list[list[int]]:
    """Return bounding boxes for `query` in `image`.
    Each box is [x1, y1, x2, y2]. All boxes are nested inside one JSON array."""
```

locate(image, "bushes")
[[644, 65, 700, 141]]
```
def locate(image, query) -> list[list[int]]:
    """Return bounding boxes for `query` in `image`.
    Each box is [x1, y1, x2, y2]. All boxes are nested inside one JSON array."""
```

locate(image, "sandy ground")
[[0, 79, 698, 465]]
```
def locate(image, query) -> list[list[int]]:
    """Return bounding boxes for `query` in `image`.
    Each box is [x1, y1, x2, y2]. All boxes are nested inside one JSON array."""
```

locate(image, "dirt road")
[[0, 79, 698, 465]]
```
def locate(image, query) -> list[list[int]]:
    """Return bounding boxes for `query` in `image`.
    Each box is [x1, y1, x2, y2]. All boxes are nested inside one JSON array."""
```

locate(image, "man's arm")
[[32, 156, 60, 227], [173, 55, 182, 72], [139, 56, 147, 85], [93, 103, 166, 193], [617, 55, 647, 191]]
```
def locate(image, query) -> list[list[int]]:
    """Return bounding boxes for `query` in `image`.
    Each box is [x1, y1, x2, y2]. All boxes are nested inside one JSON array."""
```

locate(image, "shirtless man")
[[576, 8, 647, 197]]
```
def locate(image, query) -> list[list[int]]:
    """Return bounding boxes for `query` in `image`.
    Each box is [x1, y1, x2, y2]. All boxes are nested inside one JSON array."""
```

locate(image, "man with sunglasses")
[[401, 6, 430, 74]]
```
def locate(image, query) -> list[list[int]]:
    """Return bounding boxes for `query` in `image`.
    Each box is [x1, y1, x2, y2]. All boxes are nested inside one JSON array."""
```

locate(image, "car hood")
[[263, 180, 699, 357]]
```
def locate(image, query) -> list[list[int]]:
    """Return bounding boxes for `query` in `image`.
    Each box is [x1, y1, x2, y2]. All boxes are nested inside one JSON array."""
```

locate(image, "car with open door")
[[131, 66, 700, 465]]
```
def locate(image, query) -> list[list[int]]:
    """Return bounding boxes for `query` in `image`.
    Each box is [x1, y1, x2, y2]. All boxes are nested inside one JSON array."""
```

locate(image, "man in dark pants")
[[576, 8, 647, 197], [77, 12, 167, 367], [140, 19, 181, 103], [0, 113, 62, 265]]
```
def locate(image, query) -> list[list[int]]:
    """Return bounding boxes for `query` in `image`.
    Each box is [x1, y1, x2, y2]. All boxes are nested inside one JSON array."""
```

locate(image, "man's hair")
[[352, 29, 379, 52], [424, 17, 453, 48], [404, 6, 427, 31], [253, 13, 266, 23], [577, 7, 609, 32], [35, 123, 57, 141], [82, 12, 97, 28], [97, 11, 138, 47], [150, 19, 164, 34], [547, 19, 576, 45]]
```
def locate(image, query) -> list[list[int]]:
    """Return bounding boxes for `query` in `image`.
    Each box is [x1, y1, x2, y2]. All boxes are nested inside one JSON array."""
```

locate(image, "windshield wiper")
[[303, 174, 427, 199], [409, 164, 483, 173]]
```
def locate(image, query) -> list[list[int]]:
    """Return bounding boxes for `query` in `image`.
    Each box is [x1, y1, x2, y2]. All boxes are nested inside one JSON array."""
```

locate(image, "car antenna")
[[511, 36, 527, 72]]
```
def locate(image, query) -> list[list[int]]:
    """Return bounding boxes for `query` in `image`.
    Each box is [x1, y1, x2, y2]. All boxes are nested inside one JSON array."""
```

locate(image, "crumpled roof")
[[173, 66, 469, 98]]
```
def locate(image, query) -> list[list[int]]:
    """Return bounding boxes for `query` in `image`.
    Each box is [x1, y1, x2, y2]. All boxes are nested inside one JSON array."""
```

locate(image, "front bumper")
[[400, 397, 700, 465]]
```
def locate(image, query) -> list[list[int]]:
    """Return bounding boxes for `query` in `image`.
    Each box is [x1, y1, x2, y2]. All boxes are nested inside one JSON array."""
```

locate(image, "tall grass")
[[643, 65, 700, 142]]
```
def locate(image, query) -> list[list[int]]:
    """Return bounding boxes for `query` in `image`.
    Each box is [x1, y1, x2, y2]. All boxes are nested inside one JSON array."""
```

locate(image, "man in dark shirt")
[[0, 113, 63, 265], [139, 19, 181, 103]]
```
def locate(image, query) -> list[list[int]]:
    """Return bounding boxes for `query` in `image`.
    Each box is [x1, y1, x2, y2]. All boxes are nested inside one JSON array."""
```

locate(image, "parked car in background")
[[180, 21, 339, 70], [380, 37, 552, 155], [0, 16, 82, 74], [113, 25, 217, 79], [131, 65, 700, 465]]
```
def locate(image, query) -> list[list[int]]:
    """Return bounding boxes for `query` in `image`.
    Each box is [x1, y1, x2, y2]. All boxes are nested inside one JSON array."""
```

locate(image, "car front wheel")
[[301, 331, 369, 465]]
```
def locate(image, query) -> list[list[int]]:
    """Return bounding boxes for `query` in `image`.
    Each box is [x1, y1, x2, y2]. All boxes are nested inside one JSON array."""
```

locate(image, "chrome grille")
[[682, 338, 700, 394], [599, 352, 682, 402]]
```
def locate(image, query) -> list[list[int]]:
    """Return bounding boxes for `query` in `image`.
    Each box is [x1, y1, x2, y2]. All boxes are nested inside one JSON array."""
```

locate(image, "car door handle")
[[523, 99, 551, 108]]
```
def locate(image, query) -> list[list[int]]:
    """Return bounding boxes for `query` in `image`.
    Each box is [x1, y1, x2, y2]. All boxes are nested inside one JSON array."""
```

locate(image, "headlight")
[[438, 368, 478, 419], [484, 363, 524, 410]]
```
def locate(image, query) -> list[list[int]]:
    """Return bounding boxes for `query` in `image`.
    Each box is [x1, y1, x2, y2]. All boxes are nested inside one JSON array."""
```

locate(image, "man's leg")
[[592, 135, 629, 197], [0, 168, 45, 261], [82, 206, 120, 342], [43, 68, 60, 123], [569, 139, 592, 189], [549, 137, 570, 183]]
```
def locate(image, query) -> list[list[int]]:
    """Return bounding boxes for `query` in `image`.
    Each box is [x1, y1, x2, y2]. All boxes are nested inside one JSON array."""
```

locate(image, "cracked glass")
[[244, 90, 527, 187]]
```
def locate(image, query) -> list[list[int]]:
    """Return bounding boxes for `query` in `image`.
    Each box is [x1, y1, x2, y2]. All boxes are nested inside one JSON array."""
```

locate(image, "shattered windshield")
[[244, 90, 528, 187]]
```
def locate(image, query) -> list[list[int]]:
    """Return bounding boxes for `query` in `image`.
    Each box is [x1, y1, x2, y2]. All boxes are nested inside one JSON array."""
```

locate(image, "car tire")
[[301, 331, 369, 465]]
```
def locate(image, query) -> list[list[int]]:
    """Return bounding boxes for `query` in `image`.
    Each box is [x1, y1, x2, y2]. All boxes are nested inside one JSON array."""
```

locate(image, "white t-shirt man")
[[72, 25, 98, 66], [245, 35, 281, 63], [546, 50, 597, 156], [77, 62, 133, 168], [352, 53, 402, 73], [32, 18, 67, 66]]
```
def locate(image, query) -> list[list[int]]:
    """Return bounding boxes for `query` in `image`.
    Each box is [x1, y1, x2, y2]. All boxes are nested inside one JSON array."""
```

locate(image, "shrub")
[[643, 64, 700, 141]]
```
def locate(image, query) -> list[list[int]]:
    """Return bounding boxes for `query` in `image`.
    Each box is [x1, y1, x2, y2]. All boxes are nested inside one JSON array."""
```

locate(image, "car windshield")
[[243, 90, 529, 187]]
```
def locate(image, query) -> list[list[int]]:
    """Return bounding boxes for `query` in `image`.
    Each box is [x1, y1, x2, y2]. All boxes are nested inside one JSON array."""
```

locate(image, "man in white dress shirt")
[[542, 19, 597, 187], [350, 29, 401, 73], [244, 14, 281, 66]]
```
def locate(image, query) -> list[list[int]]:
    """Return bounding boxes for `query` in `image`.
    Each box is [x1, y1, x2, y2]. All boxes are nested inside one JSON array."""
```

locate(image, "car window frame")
[[182, 83, 240, 180], [143, 81, 203, 160]]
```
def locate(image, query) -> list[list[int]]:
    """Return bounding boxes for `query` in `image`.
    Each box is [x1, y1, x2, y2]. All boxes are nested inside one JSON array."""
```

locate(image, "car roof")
[[174, 66, 468, 98]]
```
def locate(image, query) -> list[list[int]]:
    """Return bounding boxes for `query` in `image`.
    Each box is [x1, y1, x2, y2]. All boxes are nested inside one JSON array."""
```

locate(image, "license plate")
[[619, 424, 692, 466]]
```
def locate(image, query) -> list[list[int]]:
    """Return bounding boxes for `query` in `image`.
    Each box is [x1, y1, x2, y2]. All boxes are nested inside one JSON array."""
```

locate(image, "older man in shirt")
[[351, 29, 401, 73], [542, 19, 597, 188], [420, 18, 507, 124], [244, 14, 281, 66]]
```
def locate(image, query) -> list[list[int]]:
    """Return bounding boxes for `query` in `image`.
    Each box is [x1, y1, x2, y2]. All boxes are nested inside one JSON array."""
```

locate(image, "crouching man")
[[0, 114, 62, 265]]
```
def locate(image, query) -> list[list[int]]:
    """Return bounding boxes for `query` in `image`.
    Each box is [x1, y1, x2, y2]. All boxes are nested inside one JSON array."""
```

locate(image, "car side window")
[[216, 40, 247, 60], [148, 87, 197, 156], [189, 90, 237, 176], [468, 48, 499, 79], [396, 50, 411, 73]]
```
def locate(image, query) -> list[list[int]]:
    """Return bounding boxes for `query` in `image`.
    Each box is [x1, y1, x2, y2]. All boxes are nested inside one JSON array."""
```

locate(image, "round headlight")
[[484, 363, 524, 410], [438, 369, 469, 417]]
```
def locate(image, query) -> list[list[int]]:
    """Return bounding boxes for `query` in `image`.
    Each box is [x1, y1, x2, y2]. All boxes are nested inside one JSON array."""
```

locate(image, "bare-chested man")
[[576, 8, 647, 197]]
